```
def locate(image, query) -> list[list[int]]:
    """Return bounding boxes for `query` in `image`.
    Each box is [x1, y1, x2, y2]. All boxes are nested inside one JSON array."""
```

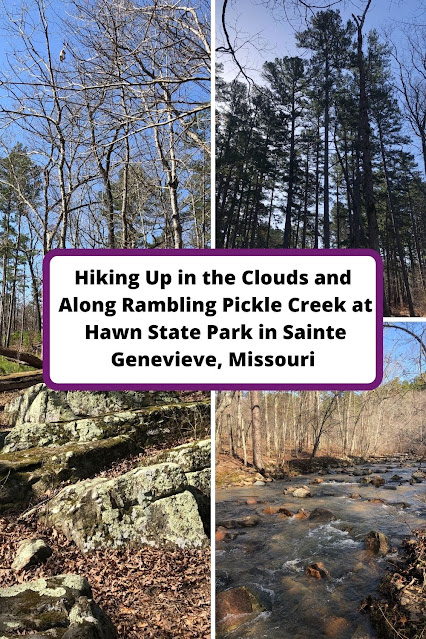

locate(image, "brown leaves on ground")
[[363, 528, 426, 639], [0, 515, 210, 639]]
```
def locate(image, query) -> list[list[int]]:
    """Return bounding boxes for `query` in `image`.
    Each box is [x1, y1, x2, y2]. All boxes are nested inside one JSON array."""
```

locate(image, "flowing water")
[[216, 461, 426, 639]]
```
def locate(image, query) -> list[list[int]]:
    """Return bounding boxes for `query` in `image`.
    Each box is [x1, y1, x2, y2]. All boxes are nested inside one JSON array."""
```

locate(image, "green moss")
[[36, 610, 69, 630]]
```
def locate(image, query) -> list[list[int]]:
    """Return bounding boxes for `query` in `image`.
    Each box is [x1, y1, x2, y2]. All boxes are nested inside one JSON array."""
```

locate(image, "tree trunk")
[[250, 390, 264, 473]]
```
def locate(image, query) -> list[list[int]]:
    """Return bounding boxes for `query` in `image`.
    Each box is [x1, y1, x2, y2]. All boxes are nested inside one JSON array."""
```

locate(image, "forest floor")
[[215, 451, 360, 487], [0, 390, 211, 639]]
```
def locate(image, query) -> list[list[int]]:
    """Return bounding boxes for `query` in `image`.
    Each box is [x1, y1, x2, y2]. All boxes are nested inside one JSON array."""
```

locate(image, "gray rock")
[[3, 401, 209, 453], [0, 574, 116, 638], [4, 384, 181, 427], [293, 487, 311, 498], [11, 538, 52, 573], [43, 440, 211, 552]]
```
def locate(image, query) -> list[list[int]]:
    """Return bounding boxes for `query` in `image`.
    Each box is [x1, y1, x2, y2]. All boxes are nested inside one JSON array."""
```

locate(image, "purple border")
[[42, 248, 383, 391]]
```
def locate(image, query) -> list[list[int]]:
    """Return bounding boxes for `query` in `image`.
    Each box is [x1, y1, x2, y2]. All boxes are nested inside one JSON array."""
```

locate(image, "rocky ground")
[[0, 386, 211, 639]]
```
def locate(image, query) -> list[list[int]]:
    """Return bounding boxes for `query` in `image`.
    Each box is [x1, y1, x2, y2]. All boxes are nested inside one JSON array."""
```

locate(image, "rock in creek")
[[305, 562, 330, 579], [365, 530, 390, 555], [370, 476, 386, 487], [42, 440, 210, 552], [0, 574, 117, 638], [293, 486, 311, 498], [216, 586, 265, 636], [11, 539, 52, 573], [410, 471, 425, 484], [309, 508, 336, 523], [216, 516, 260, 529]]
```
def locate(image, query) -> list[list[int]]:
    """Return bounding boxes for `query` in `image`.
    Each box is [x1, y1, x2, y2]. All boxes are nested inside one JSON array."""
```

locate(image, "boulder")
[[11, 539, 52, 573], [216, 587, 265, 635], [262, 506, 278, 515], [305, 562, 330, 579], [309, 508, 336, 523], [0, 574, 116, 638], [358, 477, 372, 485], [293, 487, 311, 498], [365, 530, 390, 555], [410, 471, 425, 484], [283, 486, 296, 495], [43, 440, 210, 552], [0, 412, 210, 513], [310, 477, 324, 484], [390, 474, 402, 481], [277, 507, 294, 517], [0, 435, 135, 513]]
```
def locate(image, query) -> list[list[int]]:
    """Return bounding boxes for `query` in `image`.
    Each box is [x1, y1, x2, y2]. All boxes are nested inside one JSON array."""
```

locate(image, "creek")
[[216, 461, 426, 639]]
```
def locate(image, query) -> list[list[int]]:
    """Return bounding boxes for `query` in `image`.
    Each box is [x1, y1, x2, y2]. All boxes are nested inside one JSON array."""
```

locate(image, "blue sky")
[[217, 0, 425, 82], [383, 323, 426, 382]]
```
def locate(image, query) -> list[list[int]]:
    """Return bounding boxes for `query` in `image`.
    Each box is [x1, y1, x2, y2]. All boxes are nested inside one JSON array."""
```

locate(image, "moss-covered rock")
[[4, 384, 181, 427], [2, 401, 210, 453], [43, 440, 211, 552], [0, 436, 134, 513], [0, 575, 116, 638]]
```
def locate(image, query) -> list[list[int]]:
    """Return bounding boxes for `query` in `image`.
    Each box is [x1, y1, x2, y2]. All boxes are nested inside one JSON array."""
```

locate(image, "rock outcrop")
[[42, 440, 211, 552], [3, 385, 181, 427], [0, 386, 209, 513], [3, 386, 208, 453], [0, 574, 117, 638]]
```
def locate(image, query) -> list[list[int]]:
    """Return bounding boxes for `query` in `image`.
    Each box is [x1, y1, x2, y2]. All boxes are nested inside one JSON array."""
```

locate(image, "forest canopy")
[[0, 0, 210, 351]]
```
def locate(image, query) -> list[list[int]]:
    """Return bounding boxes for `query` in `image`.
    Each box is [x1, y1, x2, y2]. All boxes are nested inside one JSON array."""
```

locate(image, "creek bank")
[[365, 529, 426, 638]]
